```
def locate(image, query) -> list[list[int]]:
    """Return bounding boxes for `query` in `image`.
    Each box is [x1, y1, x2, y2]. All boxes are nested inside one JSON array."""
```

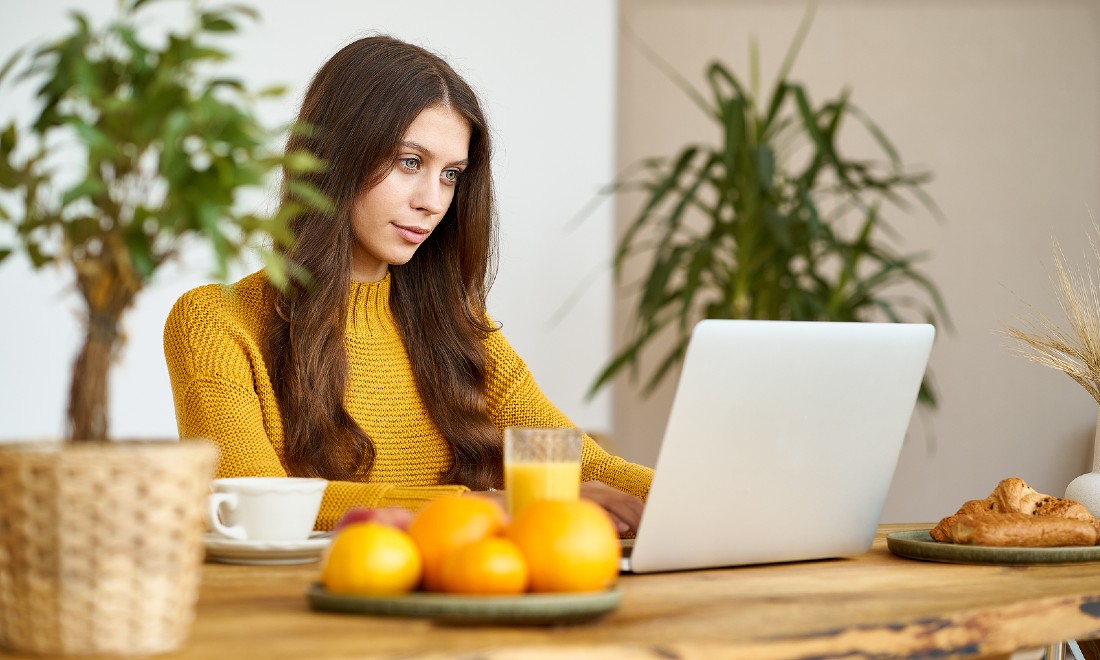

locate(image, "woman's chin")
[[388, 249, 422, 266]]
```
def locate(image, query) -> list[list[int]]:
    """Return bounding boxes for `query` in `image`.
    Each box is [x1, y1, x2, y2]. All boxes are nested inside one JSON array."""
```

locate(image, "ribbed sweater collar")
[[347, 272, 395, 335]]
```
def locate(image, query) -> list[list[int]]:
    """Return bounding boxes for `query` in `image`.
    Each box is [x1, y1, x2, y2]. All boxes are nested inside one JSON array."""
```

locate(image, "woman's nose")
[[413, 179, 446, 216]]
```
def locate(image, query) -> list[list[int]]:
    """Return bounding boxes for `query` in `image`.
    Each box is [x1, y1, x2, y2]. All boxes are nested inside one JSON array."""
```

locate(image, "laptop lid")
[[624, 319, 934, 574]]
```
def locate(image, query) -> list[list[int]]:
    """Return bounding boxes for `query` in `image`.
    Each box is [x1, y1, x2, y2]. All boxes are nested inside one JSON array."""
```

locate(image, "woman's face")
[[349, 104, 472, 282]]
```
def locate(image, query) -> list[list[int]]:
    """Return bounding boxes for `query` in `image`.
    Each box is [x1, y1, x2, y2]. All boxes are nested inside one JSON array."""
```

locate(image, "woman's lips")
[[394, 224, 430, 245]]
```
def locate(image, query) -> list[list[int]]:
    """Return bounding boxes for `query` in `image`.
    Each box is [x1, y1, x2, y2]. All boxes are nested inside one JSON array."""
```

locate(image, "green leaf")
[[117, 26, 151, 71], [65, 118, 115, 157], [681, 246, 713, 327], [60, 179, 106, 207], [256, 84, 288, 98], [0, 123, 16, 156], [0, 47, 25, 87], [774, 1, 816, 90], [639, 246, 685, 315], [259, 249, 290, 291], [287, 180, 332, 215], [210, 78, 247, 94], [200, 14, 238, 33], [761, 82, 790, 137], [64, 216, 103, 245], [613, 146, 700, 271], [188, 46, 231, 63], [620, 22, 716, 120], [67, 10, 90, 35], [125, 227, 156, 279], [665, 153, 717, 235], [847, 102, 902, 168], [587, 324, 661, 397], [644, 333, 692, 395], [707, 62, 749, 120], [25, 240, 52, 268], [284, 150, 326, 174]]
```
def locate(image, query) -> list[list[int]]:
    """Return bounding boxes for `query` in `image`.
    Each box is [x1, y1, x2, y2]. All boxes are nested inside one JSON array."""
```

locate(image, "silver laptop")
[[621, 319, 934, 573]]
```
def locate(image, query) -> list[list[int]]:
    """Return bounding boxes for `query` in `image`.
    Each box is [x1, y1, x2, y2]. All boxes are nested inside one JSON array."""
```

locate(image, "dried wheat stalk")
[[1006, 224, 1100, 405]]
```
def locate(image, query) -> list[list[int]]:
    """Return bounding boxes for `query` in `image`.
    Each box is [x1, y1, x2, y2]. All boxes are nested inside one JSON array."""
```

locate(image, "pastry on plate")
[[932, 510, 1097, 547], [930, 478, 1099, 547]]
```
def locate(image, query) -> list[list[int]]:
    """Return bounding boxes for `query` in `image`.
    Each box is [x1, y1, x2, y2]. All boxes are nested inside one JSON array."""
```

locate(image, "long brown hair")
[[265, 36, 502, 489]]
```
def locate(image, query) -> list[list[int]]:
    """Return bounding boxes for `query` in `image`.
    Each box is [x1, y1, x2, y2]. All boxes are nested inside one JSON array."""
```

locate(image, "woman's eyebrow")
[[401, 140, 468, 167]]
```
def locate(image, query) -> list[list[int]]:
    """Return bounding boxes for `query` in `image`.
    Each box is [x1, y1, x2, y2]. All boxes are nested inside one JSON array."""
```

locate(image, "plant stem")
[[67, 234, 141, 441], [67, 311, 119, 442]]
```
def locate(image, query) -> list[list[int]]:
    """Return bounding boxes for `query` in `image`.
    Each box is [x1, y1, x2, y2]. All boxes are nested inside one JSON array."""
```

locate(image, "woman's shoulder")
[[480, 316, 528, 370], [166, 271, 270, 333], [163, 272, 272, 378]]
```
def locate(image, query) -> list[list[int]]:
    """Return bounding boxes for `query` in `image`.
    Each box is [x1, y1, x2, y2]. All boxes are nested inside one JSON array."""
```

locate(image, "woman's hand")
[[466, 482, 644, 534], [461, 488, 507, 516], [580, 480, 644, 534]]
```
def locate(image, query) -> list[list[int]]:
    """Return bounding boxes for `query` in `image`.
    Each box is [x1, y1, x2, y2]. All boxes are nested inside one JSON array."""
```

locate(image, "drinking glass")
[[504, 427, 582, 517]]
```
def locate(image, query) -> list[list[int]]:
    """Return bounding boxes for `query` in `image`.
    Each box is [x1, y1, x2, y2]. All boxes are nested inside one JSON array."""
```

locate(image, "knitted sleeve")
[[162, 282, 467, 529], [482, 328, 653, 501]]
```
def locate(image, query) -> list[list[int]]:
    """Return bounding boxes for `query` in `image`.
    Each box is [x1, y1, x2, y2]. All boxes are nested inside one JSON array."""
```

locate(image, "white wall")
[[616, 0, 1100, 522], [0, 2, 617, 440]]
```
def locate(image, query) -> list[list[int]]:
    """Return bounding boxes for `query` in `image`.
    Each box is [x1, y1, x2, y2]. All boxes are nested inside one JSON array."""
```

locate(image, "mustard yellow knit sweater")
[[164, 271, 653, 529]]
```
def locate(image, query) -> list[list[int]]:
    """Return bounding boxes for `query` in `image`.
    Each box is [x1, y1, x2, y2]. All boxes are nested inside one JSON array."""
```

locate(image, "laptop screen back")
[[626, 319, 934, 573]]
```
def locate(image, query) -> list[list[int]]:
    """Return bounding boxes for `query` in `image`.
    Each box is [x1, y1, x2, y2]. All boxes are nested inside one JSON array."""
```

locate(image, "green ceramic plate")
[[307, 583, 622, 625], [886, 529, 1100, 565]]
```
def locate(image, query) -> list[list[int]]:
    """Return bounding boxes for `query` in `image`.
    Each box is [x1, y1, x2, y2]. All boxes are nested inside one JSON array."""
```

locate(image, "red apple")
[[333, 506, 414, 533]]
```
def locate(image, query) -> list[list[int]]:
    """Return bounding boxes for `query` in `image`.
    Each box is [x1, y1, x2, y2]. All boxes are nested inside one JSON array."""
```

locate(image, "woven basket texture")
[[0, 440, 217, 656]]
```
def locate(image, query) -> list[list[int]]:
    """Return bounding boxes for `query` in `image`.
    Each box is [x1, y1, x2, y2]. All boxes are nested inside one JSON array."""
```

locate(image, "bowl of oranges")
[[307, 497, 623, 624]]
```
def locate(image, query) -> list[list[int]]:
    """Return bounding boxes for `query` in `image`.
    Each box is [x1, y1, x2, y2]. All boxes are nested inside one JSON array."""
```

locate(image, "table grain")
[[149, 524, 1100, 659]]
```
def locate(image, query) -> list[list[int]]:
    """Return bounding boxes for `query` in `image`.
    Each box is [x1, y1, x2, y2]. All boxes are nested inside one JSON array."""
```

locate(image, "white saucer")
[[204, 532, 331, 566]]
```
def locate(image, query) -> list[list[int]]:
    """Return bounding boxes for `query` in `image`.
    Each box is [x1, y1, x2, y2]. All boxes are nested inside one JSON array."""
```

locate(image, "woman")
[[163, 36, 652, 532]]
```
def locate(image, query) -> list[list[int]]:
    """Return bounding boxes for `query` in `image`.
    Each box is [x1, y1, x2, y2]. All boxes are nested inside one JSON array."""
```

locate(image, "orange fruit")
[[407, 496, 505, 592], [321, 522, 422, 596], [506, 499, 621, 593], [439, 537, 529, 595]]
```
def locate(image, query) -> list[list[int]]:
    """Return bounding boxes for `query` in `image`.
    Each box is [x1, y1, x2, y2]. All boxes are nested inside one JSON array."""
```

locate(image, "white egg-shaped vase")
[[1065, 409, 1100, 517]]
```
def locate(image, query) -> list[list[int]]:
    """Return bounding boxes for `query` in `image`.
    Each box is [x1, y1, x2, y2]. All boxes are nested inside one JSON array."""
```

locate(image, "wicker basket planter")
[[0, 440, 218, 656]]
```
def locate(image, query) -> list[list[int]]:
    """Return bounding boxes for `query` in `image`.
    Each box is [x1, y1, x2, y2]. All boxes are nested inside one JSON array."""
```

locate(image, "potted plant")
[[591, 15, 949, 405], [0, 0, 322, 654]]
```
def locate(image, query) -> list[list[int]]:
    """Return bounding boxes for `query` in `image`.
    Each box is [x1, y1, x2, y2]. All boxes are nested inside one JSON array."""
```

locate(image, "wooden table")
[[157, 525, 1100, 658]]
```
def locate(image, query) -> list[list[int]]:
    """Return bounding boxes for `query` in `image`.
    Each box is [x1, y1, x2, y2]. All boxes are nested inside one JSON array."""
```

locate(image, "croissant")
[[982, 477, 1048, 514], [935, 511, 1097, 547], [929, 500, 989, 542], [931, 478, 1099, 547]]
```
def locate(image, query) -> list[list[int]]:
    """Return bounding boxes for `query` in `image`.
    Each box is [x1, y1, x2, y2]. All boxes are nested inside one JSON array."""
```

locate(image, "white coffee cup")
[[206, 477, 327, 542]]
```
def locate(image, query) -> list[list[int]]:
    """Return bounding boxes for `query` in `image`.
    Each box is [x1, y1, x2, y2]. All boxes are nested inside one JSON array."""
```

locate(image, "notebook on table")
[[621, 319, 935, 574]]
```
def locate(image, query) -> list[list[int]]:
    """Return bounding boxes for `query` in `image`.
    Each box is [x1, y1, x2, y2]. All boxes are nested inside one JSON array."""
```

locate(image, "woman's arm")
[[482, 327, 654, 529], [164, 283, 467, 530], [173, 370, 469, 529]]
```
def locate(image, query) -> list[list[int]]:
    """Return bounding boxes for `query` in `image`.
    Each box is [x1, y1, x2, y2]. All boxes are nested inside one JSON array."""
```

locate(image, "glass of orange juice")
[[504, 427, 582, 517]]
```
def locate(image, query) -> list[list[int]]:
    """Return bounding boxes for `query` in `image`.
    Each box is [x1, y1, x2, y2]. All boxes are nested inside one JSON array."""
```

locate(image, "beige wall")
[[614, 0, 1100, 522]]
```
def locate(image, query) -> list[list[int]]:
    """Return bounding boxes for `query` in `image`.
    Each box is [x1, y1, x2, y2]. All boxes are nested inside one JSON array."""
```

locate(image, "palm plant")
[[592, 15, 949, 404], [0, 0, 324, 441]]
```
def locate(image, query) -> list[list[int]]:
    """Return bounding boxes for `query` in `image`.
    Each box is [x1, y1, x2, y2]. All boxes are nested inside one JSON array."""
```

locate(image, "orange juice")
[[504, 461, 580, 517]]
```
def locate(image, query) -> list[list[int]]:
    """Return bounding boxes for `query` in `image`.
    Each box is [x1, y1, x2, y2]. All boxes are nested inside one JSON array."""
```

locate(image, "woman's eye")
[[442, 169, 462, 185], [399, 157, 420, 171]]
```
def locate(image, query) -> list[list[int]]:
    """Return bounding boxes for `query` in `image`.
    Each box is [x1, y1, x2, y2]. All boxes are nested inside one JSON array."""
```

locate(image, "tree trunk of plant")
[[67, 309, 122, 442], [67, 236, 142, 442]]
